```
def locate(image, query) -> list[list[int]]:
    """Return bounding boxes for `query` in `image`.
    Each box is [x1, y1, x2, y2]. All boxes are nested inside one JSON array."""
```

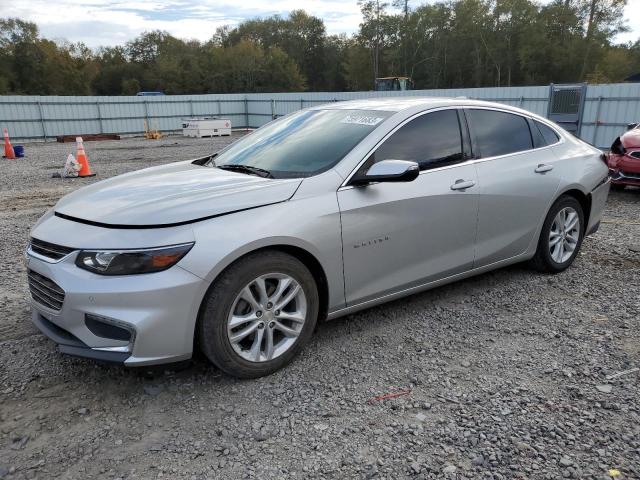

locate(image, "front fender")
[[180, 194, 345, 312], [190, 235, 327, 283]]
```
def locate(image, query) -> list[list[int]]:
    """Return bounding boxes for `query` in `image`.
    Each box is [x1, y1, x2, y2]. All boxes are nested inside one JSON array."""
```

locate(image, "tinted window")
[[210, 109, 392, 178], [529, 119, 546, 148], [535, 121, 560, 146], [467, 109, 533, 158], [370, 109, 464, 171]]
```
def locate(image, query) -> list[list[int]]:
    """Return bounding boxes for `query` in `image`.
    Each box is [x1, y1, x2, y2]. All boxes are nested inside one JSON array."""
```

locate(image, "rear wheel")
[[530, 195, 584, 273], [610, 183, 626, 191], [198, 251, 319, 378]]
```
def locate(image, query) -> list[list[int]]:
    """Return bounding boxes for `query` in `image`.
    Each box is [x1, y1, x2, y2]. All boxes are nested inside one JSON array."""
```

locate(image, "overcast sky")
[[10, 0, 640, 48]]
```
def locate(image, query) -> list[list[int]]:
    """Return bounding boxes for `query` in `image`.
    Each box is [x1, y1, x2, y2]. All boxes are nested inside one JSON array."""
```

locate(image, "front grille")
[[29, 238, 75, 261], [27, 270, 65, 311], [630, 151, 640, 159], [621, 170, 640, 179]]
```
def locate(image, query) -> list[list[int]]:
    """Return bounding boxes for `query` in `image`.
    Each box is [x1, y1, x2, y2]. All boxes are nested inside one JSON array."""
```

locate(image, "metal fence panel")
[[0, 84, 638, 147], [581, 83, 640, 148]]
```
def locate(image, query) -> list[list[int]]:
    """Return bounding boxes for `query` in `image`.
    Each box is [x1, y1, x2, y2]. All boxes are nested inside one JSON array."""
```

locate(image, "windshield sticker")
[[341, 115, 385, 126]]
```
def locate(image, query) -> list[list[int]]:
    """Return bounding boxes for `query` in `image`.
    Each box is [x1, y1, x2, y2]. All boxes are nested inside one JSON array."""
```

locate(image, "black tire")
[[529, 195, 585, 273], [610, 183, 626, 192], [197, 250, 319, 378]]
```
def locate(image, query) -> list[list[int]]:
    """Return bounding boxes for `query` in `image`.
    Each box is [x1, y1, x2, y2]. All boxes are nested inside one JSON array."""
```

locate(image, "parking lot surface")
[[0, 135, 639, 479]]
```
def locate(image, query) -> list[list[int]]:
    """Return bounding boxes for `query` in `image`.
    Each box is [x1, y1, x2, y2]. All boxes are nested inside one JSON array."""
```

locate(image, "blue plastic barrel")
[[13, 145, 24, 157]]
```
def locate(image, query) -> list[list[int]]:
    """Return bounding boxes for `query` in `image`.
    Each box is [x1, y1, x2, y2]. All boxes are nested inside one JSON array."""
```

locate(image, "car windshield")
[[208, 109, 392, 178]]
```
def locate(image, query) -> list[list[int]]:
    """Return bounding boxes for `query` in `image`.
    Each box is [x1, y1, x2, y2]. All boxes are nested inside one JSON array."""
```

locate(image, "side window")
[[535, 120, 560, 146], [467, 109, 533, 158], [367, 109, 465, 172], [528, 118, 546, 148]]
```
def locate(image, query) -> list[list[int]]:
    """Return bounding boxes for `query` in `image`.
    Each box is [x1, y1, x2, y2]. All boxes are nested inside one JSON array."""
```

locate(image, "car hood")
[[54, 161, 302, 227]]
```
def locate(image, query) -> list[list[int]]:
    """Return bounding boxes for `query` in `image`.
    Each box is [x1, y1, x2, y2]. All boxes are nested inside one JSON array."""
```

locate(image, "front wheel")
[[529, 195, 585, 273], [198, 251, 319, 378]]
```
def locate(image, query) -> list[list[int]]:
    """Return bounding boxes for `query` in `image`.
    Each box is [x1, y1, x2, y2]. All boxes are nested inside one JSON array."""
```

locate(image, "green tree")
[[577, 0, 628, 79], [0, 4, 637, 96], [121, 78, 141, 95], [358, 0, 390, 85], [226, 11, 328, 90], [344, 42, 372, 90]]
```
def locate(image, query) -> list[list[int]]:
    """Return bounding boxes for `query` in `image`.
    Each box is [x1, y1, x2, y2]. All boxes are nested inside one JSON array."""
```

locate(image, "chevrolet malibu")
[[26, 98, 610, 378]]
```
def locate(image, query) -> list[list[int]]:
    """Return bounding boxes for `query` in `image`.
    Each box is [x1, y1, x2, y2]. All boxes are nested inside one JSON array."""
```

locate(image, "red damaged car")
[[608, 123, 640, 190]]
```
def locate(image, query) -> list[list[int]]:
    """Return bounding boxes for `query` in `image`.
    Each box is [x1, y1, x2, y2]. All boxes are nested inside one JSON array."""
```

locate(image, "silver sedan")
[[26, 98, 610, 377]]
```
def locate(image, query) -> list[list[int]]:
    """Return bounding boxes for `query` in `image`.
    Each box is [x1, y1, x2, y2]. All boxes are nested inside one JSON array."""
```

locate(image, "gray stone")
[[443, 465, 457, 474], [559, 456, 573, 467], [143, 385, 163, 396]]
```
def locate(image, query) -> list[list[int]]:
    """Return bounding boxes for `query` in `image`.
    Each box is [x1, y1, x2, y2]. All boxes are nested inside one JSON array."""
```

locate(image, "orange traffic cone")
[[3, 128, 15, 159], [75, 137, 96, 177]]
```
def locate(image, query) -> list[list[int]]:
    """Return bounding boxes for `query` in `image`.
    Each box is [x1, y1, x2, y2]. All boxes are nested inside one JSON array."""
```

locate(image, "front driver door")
[[338, 108, 479, 306]]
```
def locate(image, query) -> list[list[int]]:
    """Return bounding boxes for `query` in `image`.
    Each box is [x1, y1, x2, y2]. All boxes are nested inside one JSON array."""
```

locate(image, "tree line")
[[0, 0, 638, 96]]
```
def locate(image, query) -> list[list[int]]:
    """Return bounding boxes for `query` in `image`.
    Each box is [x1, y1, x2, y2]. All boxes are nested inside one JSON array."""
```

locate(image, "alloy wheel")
[[548, 206, 580, 264], [226, 273, 307, 362]]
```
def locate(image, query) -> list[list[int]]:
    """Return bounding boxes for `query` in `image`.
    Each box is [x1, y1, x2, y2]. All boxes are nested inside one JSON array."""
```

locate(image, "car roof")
[[310, 96, 527, 114]]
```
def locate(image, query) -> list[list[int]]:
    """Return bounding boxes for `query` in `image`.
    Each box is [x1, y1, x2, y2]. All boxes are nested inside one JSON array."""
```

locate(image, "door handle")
[[535, 163, 554, 173], [450, 179, 476, 190]]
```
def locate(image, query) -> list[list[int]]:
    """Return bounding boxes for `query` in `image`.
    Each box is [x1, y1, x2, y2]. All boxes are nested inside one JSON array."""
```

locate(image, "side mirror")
[[351, 159, 420, 186]]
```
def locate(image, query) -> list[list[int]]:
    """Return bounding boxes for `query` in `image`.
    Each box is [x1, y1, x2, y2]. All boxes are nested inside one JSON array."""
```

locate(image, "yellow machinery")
[[144, 120, 163, 140]]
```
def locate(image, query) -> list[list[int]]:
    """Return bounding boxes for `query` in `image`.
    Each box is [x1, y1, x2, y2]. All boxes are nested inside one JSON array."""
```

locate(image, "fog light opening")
[[85, 314, 135, 343]]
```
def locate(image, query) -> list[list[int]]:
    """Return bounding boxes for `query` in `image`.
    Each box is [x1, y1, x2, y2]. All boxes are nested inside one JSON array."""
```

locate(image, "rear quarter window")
[[535, 121, 560, 146]]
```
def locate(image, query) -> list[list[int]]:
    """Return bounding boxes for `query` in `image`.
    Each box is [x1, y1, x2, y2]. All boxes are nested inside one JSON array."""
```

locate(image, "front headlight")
[[75, 243, 194, 275]]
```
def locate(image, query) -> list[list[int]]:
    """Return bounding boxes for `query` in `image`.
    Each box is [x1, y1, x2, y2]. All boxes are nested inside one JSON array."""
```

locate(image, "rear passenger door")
[[466, 108, 561, 267]]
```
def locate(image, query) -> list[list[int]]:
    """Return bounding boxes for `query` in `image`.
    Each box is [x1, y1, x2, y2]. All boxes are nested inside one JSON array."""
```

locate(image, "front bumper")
[[27, 249, 207, 366], [609, 154, 640, 186], [32, 312, 131, 364], [610, 169, 640, 186]]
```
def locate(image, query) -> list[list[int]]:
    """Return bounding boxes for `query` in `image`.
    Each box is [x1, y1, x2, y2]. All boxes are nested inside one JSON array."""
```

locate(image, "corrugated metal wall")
[[580, 83, 640, 148], [1, 83, 638, 148], [0, 94, 249, 140], [244, 85, 551, 127]]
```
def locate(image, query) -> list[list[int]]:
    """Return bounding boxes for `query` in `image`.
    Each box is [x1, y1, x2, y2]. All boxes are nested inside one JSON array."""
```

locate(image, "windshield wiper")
[[217, 164, 273, 178]]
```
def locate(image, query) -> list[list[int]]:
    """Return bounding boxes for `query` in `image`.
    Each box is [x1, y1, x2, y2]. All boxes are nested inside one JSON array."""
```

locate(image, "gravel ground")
[[0, 136, 639, 480]]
